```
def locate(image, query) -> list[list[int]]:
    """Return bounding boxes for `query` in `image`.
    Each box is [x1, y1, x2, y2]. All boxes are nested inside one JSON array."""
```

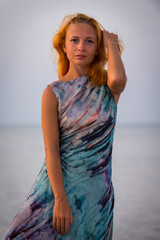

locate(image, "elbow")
[[108, 74, 127, 94], [45, 145, 60, 158]]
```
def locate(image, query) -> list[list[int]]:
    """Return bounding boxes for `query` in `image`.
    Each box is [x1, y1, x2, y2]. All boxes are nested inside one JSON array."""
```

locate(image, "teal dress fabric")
[[3, 75, 117, 240]]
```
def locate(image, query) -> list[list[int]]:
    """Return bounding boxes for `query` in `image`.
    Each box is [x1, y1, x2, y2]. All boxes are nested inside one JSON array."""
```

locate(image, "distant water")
[[0, 126, 160, 240]]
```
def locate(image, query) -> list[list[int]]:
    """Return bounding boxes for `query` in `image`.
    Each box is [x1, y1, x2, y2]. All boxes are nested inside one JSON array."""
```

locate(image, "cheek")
[[65, 46, 75, 60], [88, 43, 97, 52], [90, 47, 98, 56], [65, 44, 74, 54]]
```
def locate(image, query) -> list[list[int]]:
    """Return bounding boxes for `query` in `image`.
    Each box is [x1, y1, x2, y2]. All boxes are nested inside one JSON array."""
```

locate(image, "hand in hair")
[[103, 29, 127, 101], [102, 30, 119, 50]]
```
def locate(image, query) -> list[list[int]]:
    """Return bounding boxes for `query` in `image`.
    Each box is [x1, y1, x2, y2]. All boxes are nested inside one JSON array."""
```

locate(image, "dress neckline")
[[58, 74, 88, 83]]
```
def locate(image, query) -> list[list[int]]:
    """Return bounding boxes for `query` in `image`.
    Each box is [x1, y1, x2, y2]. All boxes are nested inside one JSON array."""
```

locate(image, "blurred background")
[[0, 0, 160, 239]]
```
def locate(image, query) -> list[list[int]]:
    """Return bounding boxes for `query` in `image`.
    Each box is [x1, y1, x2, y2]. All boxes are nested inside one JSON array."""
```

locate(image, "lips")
[[75, 55, 86, 58]]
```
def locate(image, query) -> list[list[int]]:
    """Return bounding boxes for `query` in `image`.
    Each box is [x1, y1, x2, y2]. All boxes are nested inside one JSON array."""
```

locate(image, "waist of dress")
[[62, 166, 112, 195]]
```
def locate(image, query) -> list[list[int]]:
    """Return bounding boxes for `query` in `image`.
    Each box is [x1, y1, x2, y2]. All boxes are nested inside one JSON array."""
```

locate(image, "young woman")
[[3, 13, 127, 240]]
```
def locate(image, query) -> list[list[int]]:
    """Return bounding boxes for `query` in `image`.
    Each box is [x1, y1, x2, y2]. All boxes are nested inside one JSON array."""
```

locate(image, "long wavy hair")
[[52, 13, 123, 85]]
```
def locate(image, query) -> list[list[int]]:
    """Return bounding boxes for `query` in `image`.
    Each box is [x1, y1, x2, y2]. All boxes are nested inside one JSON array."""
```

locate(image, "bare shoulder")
[[42, 85, 58, 109], [41, 85, 60, 152]]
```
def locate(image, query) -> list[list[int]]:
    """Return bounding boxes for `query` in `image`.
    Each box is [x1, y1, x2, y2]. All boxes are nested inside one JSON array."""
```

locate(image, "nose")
[[78, 41, 85, 52]]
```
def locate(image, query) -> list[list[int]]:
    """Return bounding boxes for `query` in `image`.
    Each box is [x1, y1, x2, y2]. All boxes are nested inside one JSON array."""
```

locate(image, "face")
[[63, 23, 98, 69]]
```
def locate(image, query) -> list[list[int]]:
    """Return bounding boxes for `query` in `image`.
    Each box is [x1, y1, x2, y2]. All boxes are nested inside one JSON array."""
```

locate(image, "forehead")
[[66, 23, 97, 38]]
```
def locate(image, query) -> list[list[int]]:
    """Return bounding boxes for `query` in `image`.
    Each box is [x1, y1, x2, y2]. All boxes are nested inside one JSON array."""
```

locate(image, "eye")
[[71, 38, 79, 43], [87, 39, 94, 43]]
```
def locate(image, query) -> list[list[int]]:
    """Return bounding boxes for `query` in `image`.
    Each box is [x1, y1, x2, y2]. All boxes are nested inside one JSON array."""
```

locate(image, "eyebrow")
[[71, 36, 95, 39]]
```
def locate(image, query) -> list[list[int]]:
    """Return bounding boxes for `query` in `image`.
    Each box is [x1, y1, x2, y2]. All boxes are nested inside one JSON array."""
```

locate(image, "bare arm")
[[103, 30, 127, 104], [41, 86, 73, 235]]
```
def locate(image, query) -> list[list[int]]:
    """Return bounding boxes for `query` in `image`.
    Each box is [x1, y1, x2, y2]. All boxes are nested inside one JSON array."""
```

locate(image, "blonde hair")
[[53, 13, 123, 85]]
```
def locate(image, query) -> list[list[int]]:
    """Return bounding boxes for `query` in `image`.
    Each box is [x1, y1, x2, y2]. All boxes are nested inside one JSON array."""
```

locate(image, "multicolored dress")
[[3, 75, 117, 240]]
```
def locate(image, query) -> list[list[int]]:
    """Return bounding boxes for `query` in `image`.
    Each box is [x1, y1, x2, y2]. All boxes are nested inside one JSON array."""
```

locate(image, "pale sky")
[[0, 0, 160, 126]]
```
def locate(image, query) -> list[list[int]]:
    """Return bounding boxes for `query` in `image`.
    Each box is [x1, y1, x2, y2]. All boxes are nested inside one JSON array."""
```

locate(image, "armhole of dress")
[[106, 85, 118, 109], [105, 69, 118, 108], [47, 84, 60, 113]]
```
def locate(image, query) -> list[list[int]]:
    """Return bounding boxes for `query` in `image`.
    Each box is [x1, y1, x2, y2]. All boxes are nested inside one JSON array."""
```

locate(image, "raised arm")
[[41, 86, 73, 235], [103, 30, 127, 104]]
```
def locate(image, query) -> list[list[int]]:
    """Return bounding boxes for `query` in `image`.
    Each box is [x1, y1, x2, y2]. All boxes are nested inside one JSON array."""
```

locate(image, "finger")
[[70, 212, 73, 225], [110, 32, 115, 37], [53, 216, 57, 230], [56, 218, 61, 233], [60, 218, 65, 235], [115, 34, 118, 40], [103, 29, 109, 35], [64, 217, 69, 234]]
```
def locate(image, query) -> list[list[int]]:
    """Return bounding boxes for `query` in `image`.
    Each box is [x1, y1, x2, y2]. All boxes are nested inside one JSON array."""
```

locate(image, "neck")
[[62, 64, 89, 82]]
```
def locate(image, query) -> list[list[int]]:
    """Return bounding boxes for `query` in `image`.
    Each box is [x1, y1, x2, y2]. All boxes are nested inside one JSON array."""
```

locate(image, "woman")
[[3, 13, 127, 240]]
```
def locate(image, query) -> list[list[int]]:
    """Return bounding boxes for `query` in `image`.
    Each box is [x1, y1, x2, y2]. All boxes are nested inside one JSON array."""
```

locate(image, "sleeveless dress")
[[3, 75, 117, 240]]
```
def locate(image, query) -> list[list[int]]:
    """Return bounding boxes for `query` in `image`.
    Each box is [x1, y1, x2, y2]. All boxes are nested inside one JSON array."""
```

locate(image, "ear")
[[63, 43, 66, 53], [95, 48, 98, 55]]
